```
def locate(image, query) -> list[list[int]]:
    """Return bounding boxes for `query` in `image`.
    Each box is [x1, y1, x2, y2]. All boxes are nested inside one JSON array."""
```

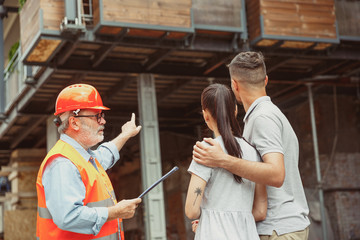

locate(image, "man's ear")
[[231, 79, 239, 91], [264, 75, 268, 87], [69, 116, 80, 131]]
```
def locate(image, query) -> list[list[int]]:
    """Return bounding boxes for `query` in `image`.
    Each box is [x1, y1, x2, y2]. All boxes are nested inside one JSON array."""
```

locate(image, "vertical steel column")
[[0, 17, 5, 115], [137, 74, 167, 240], [307, 84, 327, 240], [46, 116, 60, 151]]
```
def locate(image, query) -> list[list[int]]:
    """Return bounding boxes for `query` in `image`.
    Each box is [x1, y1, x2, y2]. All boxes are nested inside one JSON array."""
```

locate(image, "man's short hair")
[[227, 51, 267, 88]]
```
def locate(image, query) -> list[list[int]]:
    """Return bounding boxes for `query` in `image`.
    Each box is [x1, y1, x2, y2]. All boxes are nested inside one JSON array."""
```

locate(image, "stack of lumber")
[[0, 148, 45, 240]]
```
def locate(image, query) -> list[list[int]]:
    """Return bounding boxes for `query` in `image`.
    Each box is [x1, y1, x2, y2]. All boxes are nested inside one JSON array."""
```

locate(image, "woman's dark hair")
[[201, 84, 243, 183]]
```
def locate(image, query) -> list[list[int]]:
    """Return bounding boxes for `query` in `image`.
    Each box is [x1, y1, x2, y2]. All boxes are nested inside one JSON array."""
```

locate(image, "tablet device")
[[138, 166, 179, 198]]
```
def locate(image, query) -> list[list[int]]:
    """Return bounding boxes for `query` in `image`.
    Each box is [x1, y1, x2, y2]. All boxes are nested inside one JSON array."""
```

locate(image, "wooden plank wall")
[[93, 0, 100, 27], [335, 0, 360, 38], [246, 0, 261, 41], [192, 0, 242, 28], [20, 0, 40, 55], [26, 38, 62, 63], [261, 0, 337, 39], [247, 0, 338, 44], [4, 209, 37, 240], [20, 0, 64, 60], [1, 148, 44, 240], [41, 0, 64, 31], [100, 0, 192, 28]]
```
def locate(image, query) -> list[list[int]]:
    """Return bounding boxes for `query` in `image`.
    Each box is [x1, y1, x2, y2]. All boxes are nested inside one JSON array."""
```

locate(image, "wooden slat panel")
[[127, 28, 165, 37], [261, 0, 334, 8], [103, 6, 149, 24], [98, 26, 124, 35], [41, 0, 64, 31], [260, 0, 337, 40], [93, 0, 100, 26], [26, 39, 62, 63], [264, 21, 336, 38], [193, 0, 242, 28], [149, 0, 191, 9], [165, 32, 188, 40], [148, 9, 191, 27], [4, 210, 37, 240], [72, 50, 94, 56], [280, 41, 314, 49], [256, 39, 279, 47], [113, 46, 155, 54], [335, 0, 360, 37], [246, 0, 261, 42], [100, 0, 191, 28], [20, 0, 40, 55]]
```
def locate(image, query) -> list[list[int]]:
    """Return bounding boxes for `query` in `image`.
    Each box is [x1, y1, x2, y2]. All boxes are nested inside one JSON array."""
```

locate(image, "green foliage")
[[19, 0, 27, 8], [8, 41, 19, 61], [18, 0, 27, 11], [7, 41, 20, 75]]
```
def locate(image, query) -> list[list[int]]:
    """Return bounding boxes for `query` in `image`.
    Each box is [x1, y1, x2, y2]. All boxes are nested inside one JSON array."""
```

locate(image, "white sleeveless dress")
[[188, 136, 261, 240]]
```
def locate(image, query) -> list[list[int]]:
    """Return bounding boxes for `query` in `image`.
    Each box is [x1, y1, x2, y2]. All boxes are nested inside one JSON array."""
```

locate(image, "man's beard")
[[80, 121, 105, 148]]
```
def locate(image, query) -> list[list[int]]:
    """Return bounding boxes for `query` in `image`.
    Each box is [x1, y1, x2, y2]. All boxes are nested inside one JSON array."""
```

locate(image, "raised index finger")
[[131, 113, 136, 122]]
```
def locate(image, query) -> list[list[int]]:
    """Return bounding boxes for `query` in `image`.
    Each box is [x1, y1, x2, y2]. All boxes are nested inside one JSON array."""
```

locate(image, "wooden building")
[[0, 0, 359, 239]]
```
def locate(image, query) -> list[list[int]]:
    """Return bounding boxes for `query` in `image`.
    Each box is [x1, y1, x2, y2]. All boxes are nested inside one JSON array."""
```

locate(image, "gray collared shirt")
[[42, 134, 120, 235], [243, 96, 310, 235]]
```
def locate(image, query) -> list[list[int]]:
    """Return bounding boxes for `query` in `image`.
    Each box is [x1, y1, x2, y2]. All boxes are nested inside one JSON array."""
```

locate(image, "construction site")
[[0, 0, 359, 239]]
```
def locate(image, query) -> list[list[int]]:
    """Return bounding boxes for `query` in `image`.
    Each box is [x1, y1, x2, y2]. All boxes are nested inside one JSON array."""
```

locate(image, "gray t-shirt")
[[188, 136, 261, 240], [243, 96, 310, 235]]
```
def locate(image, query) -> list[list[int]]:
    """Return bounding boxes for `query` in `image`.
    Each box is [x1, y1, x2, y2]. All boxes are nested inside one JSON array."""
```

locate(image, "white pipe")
[[307, 83, 328, 240]]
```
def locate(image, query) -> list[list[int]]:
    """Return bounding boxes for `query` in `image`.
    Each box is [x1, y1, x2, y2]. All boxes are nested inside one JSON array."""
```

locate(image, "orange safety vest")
[[36, 140, 124, 240]]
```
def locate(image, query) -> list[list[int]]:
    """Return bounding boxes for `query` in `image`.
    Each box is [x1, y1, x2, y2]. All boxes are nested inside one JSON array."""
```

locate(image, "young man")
[[193, 52, 310, 239], [36, 84, 142, 240]]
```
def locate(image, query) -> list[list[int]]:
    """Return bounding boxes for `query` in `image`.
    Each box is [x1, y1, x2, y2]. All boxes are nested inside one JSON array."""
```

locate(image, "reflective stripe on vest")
[[36, 140, 123, 240], [38, 207, 51, 219], [38, 193, 115, 219], [97, 233, 118, 240], [37, 233, 118, 240]]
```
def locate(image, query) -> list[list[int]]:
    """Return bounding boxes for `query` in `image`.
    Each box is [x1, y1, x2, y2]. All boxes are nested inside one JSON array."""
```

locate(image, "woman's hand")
[[191, 220, 199, 233]]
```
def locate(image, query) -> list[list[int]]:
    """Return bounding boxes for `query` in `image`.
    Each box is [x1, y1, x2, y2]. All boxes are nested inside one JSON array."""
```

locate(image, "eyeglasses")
[[74, 112, 105, 124]]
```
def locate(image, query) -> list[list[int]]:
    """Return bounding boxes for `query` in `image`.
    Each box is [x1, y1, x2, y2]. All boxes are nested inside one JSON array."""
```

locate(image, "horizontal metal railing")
[[3, 46, 26, 113]]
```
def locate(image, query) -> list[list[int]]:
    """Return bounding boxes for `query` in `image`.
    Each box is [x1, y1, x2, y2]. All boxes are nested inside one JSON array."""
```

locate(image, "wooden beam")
[[310, 60, 348, 77], [157, 78, 193, 103], [268, 58, 293, 73], [92, 28, 129, 68], [92, 44, 116, 68], [1, 166, 39, 172], [143, 49, 173, 71], [56, 41, 80, 65], [10, 115, 47, 149], [104, 77, 138, 102], [203, 53, 234, 75], [345, 66, 360, 77]]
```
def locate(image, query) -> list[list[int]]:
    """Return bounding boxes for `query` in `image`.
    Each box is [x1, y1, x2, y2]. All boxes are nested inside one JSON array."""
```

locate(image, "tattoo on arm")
[[193, 187, 202, 206]]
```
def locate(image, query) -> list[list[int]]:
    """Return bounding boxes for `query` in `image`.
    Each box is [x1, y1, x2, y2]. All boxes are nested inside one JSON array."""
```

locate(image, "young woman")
[[185, 84, 267, 239]]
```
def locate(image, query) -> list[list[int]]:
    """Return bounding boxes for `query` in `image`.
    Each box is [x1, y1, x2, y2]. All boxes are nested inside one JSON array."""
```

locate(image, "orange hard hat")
[[54, 84, 110, 115]]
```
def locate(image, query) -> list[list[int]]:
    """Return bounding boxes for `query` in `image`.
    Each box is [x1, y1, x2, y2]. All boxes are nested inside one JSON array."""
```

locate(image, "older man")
[[36, 84, 141, 240]]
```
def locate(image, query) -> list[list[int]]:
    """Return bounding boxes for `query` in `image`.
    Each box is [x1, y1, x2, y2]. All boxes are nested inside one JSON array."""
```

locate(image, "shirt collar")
[[60, 134, 92, 162], [243, 96, 271, 122]]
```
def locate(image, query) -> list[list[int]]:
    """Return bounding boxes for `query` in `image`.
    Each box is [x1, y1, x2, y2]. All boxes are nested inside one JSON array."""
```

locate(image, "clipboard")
[[138, 166, 179, 198]]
